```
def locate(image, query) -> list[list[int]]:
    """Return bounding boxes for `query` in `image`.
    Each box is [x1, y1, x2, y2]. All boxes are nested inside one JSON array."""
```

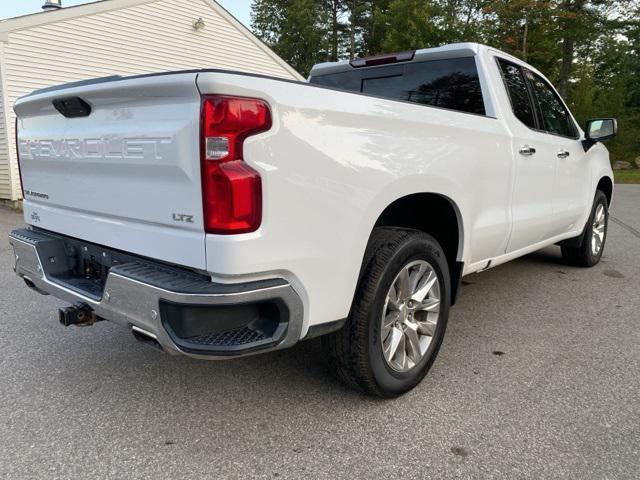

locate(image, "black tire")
[[561, 190, 609, 267], [322, 227, 450, 398]]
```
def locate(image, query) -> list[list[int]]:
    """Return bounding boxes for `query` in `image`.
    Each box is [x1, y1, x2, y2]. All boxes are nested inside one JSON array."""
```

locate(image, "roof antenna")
[[42, 0, 62, 11]]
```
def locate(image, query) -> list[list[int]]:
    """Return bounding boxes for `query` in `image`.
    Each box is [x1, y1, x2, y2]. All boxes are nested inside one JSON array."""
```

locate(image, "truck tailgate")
[[14, 73, 206, 270]]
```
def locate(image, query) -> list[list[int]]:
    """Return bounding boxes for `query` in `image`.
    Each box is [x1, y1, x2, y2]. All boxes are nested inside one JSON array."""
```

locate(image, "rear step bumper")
[[8, 228, 304, 359]]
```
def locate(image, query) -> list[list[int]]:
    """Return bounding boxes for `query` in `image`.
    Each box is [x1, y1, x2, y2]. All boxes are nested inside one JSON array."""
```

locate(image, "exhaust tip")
[[23, 277, 50, 296], [132, 326, 164, 352]]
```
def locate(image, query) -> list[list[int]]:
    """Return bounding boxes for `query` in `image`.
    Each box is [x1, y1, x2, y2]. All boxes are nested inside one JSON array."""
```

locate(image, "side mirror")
[[582, 118, 617, 152], [585, 118, 617, 142]]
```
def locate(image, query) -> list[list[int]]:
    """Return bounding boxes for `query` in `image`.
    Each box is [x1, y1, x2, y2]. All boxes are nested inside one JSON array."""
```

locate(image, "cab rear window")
[[310, 57, 486, 115]]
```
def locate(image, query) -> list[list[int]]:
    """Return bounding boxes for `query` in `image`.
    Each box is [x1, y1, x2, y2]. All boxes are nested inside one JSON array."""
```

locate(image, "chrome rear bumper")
[[9, 228, 304, 359]]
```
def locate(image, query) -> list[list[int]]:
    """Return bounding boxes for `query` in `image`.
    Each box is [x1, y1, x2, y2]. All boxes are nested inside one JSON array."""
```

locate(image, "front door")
[[524, 70, 590, 236]]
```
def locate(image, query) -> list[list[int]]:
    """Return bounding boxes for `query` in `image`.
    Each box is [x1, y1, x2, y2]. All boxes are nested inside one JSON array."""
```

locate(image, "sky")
[[0, 0, 252, 26]]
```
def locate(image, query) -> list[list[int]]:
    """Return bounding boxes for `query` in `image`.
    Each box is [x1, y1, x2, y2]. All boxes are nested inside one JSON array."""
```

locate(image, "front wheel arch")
[[596, 176, 613, 207], [561, 190, 609, 267]]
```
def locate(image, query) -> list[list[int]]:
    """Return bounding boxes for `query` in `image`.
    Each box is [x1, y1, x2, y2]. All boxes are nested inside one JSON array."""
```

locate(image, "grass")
[[614, 169, 640, 184]]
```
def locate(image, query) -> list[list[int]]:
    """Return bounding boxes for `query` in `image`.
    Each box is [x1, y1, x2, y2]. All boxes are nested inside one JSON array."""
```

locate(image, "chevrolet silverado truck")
[[10, 43, 616, 397]]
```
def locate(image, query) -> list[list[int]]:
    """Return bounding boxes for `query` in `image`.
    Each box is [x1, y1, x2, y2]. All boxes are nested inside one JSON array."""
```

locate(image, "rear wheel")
[[323, 228, 450, 397], [561, 190, 609, 267]]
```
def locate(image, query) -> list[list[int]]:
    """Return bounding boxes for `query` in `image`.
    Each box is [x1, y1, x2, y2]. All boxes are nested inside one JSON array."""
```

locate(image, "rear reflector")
[[200, 96, 271, 234], [350, 51, 416, 68]]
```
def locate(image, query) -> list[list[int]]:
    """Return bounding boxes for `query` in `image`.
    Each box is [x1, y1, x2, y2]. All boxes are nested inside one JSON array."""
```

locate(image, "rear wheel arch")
[[365, 193, 464, 304]]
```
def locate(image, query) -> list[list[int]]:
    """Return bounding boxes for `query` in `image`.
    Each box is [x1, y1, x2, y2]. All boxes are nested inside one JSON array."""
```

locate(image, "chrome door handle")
[[519, 145, 536, 156], [557, 150, 570, 159]]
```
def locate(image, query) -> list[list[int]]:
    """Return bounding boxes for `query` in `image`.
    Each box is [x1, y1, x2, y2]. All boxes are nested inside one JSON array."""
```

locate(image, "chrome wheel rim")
[[381, 260, 441, 373], [591, 204, 606, 256]]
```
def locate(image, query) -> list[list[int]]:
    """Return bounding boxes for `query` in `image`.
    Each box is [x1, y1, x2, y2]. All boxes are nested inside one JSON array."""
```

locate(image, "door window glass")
[[497, 59, 536, 129], [526, 71, 577, 138]]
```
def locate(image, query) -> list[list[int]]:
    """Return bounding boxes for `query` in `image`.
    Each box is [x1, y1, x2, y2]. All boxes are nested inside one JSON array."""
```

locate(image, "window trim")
[[523, 69, 580, 140], [495, 57, 539, 131], [495, 56, 580, 141]]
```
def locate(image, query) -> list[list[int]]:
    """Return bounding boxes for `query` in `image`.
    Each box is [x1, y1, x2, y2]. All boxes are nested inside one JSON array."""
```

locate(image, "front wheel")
[[561, 190, 609, 267], [323, 228, 450, 398]]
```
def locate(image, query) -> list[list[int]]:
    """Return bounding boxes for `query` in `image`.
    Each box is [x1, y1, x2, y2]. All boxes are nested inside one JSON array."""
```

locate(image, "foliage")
[[613, 170, 640, 184], [251, 0, 640, 164], [251, 0, 331, 75]]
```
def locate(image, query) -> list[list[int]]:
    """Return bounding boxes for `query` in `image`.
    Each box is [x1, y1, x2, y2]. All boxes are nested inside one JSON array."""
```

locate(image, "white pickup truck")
[[10, 43, 616, 397]]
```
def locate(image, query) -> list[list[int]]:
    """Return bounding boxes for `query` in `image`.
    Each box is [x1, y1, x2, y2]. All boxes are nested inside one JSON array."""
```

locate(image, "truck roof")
[[310, 42, 491, 78]]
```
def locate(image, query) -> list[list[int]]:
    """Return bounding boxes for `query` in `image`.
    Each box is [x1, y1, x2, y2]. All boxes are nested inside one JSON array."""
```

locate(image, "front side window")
[[497, 59, 536, 129], [526, 70, 577, 138]]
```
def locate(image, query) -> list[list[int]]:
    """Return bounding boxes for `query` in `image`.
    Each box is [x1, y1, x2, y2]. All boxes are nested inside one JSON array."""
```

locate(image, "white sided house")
[[0, 0, 302, 205]]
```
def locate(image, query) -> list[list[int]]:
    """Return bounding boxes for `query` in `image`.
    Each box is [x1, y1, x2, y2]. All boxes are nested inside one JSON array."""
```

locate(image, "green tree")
[[354, 0, 393, 56], [373, 0, 445, 52], [438, 0, 487, 44], [625, 3, 640, 108], [252, 0, 331, 76], [481, 1, 560, 80], [345, 0, 374, 58], [323, 0, 350, 61]]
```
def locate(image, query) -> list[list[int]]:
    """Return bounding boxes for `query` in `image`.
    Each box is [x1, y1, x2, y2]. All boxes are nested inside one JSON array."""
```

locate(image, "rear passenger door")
[[497, 59, 556, 252]]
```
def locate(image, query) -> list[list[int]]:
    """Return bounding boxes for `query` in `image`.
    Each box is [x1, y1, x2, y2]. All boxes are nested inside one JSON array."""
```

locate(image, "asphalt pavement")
[[1, 186, 638, 479]]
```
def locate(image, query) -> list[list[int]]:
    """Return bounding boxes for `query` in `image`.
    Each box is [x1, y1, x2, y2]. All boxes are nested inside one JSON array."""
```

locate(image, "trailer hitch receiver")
[[59, 302, 98, 327]]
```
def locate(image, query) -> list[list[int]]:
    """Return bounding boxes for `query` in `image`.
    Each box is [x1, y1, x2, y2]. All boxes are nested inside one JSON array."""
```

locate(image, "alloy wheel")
[[381, 260, 441, 372], [591, 204, 606, 256]]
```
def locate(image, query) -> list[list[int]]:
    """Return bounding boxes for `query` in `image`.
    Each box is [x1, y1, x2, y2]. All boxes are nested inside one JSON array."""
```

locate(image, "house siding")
[[0, 0, 300, 200], [0, 50, 10, 200]]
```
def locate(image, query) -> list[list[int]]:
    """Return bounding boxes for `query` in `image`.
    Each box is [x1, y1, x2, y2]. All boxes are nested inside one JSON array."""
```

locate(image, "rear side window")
[[497, 59, 536, 129], [310, 57, 486, 115], [526, 71, 578, 138]]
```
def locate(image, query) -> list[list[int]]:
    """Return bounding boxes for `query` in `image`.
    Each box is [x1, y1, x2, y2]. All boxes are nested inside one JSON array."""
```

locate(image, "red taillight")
[[200, 96, 271, 234], [15, 119, 25, 198]]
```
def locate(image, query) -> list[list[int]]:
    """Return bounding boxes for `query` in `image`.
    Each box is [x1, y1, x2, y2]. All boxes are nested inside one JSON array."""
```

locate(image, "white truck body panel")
[[197, 70, 515, 331], [13, 43, 613, 341], [15, 73, 206, 270]]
